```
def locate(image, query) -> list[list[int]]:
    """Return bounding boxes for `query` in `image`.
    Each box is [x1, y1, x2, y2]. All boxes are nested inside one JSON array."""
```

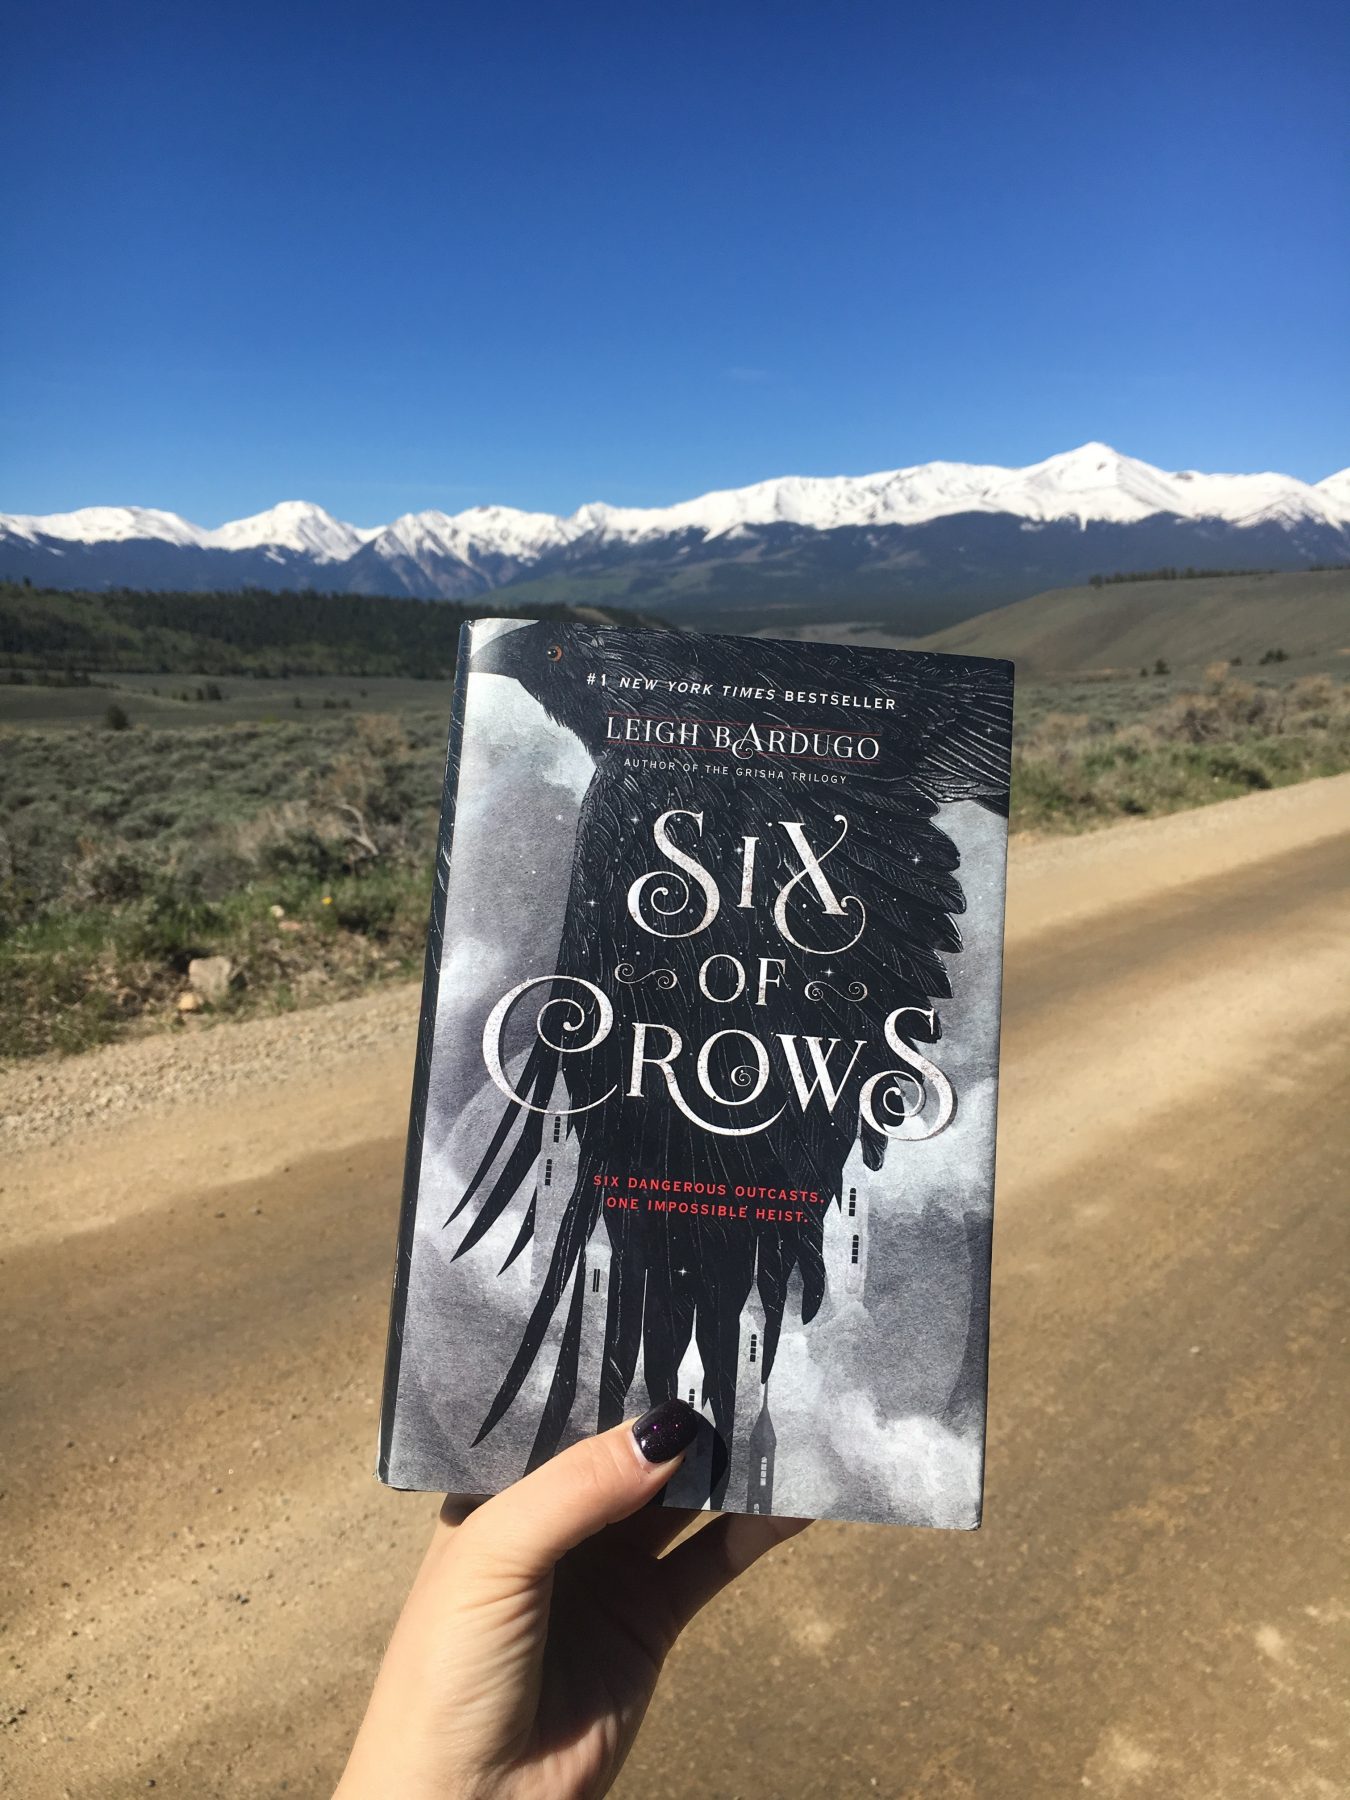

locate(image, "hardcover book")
[[379, 620, 1014, 1528]]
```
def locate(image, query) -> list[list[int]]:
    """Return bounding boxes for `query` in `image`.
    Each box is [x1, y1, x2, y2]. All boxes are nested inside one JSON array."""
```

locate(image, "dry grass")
[[1011, 668, 1350, 833], [3, 665, 1347, 1058], [0, 713, 441, 1058]]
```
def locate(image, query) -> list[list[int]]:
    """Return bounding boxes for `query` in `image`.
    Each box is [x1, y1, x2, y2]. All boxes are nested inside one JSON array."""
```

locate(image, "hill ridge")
[[5, 444, 1349, 632]]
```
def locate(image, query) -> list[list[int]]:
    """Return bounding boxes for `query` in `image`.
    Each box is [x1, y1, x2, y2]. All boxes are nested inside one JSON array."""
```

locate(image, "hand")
[[335, 1400, 808, 1800]]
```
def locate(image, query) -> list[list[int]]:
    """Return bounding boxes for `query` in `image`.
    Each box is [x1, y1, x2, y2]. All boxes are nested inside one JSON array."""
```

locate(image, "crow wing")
[[449, 651, 1011, 1485]]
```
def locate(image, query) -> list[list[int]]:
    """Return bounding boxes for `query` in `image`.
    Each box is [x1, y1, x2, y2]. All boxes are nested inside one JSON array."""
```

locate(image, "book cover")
[[379, 619, 1014, 1528]]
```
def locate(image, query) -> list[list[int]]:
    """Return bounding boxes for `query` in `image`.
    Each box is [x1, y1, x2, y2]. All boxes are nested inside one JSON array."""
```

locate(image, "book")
[[378, 620, 1014, 1528]]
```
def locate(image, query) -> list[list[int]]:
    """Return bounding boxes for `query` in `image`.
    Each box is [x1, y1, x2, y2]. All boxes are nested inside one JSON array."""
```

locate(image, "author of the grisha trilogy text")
[[335, 1399, 804, 1798]]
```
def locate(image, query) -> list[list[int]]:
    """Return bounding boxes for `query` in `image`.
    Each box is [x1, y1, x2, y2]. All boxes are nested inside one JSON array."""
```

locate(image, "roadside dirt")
[[2, 774, 1347, 1798]]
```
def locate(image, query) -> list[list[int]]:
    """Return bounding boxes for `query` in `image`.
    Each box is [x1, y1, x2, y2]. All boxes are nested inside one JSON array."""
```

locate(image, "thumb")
[[456, 1400, 702, 1580]]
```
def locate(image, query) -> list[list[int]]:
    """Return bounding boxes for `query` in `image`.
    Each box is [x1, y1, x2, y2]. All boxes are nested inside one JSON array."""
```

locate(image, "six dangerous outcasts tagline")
[[594, 1170, 824, 1225]]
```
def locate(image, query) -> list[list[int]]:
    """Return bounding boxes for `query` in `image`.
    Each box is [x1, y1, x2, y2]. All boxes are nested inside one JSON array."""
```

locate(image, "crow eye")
[[546, 643, 564, 663]]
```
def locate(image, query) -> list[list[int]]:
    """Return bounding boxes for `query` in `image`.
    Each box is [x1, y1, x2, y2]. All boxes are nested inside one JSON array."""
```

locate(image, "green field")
[[2, 575, 1348, 1060], [0, 581, 661, 679], [1, 704, 449, 1058], [917, 568, 1350, 673], [907, 567, 1348, 674], [0, 670, 453, 732]]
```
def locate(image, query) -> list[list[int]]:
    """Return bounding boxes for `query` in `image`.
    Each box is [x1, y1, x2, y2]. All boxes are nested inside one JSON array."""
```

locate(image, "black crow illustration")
[[446, 620, 1012, 1503]]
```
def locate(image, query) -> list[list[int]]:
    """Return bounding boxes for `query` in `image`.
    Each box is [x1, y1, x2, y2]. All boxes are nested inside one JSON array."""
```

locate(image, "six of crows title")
[[445, 621, 1013, 1504]]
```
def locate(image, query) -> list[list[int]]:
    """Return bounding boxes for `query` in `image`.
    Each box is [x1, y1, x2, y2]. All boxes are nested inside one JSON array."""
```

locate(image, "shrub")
[[66, 842, 150, 905], [257, 824, 351, 884], [171, 835, 257, 901], [1009, 666, 1349, 834], [125, 884, 221, 968], [332, 882, 401, 938], [103, 702, 132, 731], [1287, 674, 1337, 726]]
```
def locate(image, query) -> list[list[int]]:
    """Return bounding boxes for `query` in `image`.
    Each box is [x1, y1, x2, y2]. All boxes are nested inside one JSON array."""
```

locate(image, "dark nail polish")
[[632, 1398, 701, 1463]]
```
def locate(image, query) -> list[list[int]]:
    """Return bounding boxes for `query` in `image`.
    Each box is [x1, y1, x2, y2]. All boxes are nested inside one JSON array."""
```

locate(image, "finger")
[[437, 1493, 488, 1528], [612, 1499, 702, 1559], [658, 1512, 810, 1632], [455, 1399, 702, 1581]]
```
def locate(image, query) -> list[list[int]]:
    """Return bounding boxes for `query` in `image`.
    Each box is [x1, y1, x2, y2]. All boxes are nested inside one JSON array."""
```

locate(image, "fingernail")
[[632, 1398, 701, 1464]]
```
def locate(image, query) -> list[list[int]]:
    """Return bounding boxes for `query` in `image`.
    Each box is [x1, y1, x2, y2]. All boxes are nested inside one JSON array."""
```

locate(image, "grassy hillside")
[[0, 582, 661, 678], [484, 556, 999, 638], [0, 707, 448, 1057], [910, 568, 1350, 674], [3, 571, 1348, 1060], [4, 656, 1347, 1059], [0, 671, 452, 733], [10, 567, 1345, 682]]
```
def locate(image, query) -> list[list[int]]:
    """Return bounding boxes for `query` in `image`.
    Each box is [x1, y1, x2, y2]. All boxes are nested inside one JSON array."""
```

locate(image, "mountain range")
[[5, 444, 1347, 634]]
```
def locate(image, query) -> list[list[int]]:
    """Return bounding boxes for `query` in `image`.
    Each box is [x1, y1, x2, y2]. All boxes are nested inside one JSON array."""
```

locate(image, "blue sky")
[[2, 0, 1346, 523]]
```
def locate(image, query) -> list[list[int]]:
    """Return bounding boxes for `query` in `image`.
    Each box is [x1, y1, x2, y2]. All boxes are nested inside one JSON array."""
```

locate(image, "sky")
[[2, 0, 1347, 525]]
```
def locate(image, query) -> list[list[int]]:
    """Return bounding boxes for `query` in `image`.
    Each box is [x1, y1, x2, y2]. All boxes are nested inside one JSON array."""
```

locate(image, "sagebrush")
[[2, 663, 1346, 1058]]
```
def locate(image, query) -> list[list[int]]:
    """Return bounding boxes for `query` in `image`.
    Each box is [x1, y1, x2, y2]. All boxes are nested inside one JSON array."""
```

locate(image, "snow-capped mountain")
[[0, 500, 373, 561], [205, 501, 377, 561], [1313, 468, 1350, 517], [523, 442, 1350, 538], [4, 445, 1347, 631], [0, 505, 209, 549]]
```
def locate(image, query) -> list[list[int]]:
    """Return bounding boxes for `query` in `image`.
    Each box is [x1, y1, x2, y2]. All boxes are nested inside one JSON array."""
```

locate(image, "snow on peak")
[[509, 444, 1344, 543], [205, 501, 368, 561], [986, 444, 1185, 524], [0, 505, 206, 548], [4, 448, 1346, 565], [1312, 469, 1350, 524], [370, 503, 582, 569], [444, 504, 580, 560], [0, 499, 373, 558]]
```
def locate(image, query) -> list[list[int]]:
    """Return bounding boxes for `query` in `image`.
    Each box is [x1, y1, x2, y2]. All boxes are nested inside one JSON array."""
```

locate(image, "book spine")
[[376, 623, 476, 1483]]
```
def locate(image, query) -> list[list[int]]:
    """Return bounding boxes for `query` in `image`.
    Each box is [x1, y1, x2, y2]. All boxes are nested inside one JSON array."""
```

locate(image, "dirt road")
[[3, 777, 1347, 1799]]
